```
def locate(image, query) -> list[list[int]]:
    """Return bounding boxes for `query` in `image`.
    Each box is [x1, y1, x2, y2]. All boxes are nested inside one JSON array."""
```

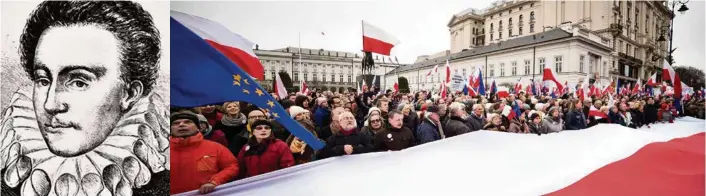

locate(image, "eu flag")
[[170, 17, 324, 149]]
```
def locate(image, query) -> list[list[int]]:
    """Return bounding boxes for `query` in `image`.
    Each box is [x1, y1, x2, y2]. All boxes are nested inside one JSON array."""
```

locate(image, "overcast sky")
[[171, 0, 704, 70]]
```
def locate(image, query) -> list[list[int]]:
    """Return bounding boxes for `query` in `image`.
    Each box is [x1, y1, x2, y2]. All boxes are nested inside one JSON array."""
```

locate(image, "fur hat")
[[251, 119, 272, 129], [289, 106, 308, 117]]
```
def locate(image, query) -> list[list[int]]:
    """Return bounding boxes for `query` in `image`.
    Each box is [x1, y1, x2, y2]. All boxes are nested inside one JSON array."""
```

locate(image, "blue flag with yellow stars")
[[170, 17, 324, 150]]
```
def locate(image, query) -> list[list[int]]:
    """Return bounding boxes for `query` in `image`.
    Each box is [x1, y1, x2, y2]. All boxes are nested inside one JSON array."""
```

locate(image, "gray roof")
[[388, 28, 573, 74]]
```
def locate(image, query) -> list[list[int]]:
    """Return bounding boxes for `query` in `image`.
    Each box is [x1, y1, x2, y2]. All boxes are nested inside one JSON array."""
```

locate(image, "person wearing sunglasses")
[[360, 114, 385, 143], [237, 119, 294, 179]]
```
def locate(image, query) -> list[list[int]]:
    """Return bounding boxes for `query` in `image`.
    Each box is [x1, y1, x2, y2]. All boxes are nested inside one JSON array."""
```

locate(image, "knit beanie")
[[170, 112, 199, 125], [289, 106, 308, 117]]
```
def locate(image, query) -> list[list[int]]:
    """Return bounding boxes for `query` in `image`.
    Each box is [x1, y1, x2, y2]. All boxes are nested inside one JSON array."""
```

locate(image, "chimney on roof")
[[255, 44, 259, 50]]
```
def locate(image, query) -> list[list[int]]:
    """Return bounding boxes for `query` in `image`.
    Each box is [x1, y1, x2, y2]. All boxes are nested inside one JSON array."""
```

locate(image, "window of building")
[[489, 64, 495, 77], [530, 11, 535, 21], [538, 58, 545, 74], [524, 60, 531, 75], [619, 40, 624, 53], [511, 61, 517, 76], [530, 24, 534, 32], [500, 63, 505, 76], [627, 45, 631, 55], [332, 74, 335, 82], [340, 74, 343, 82], [303, 73, 308, 81], [271, 71, 276, 80], [520, 6, 523, 10], [500, 12, 502, 17], [499, 31, 503, 39], [348, 75, 351, 82], [294, 72, 299, 82], [313, 73, 318, 82], [509, 9, 512, 14], [531, 3, 534, 7], [490, 33, 494, 41], [603, 61, 607, 77], [519, 26, 523, 35], [509, 18, 513, 26], [509, 28, 512, 37], [579, 55, 585, 73], [555, 56, 563, 73], [462, 68, 467, 76]]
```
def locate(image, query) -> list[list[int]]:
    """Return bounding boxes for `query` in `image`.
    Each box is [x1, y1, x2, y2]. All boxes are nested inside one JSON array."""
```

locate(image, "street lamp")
[[658, 0, 689, 66]]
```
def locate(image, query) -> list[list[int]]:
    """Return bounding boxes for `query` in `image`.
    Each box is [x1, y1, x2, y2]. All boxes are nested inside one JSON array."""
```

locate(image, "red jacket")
[[170, 133, 239, 194], [237, 139, 295, 179]]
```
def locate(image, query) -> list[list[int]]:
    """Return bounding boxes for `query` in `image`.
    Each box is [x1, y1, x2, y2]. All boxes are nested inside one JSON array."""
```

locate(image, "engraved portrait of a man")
[[1, 1, 170, 196]]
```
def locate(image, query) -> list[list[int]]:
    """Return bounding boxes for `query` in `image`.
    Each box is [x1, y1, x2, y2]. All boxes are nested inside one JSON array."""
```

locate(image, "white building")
[[386, 27, 613, 93], [255, 47, 402, 93]]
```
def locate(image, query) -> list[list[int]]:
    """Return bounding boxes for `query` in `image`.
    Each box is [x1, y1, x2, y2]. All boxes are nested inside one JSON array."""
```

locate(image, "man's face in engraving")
[[32, 25, 130, 157]]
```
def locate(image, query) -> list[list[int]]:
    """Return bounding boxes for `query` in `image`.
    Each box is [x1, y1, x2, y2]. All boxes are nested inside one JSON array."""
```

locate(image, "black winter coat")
[[564, 110, 588, 130], [319, 129, 374, 159], [444, 116, 471, 137]]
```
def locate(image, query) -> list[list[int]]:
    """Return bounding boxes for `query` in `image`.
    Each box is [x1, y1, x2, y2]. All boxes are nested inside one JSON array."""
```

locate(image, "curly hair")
[[20, 1, 160, 96]]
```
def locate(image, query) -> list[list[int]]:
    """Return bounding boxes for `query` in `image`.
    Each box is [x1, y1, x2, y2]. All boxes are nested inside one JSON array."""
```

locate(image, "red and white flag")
[[444, 59, 451, 83], [588, 105, 608, 119], [171, 11, 265, 80], [300, 80, 309, 94], [362, 21, 400, 56], [426, 64, 439, 77], [274, 73, 288, 99], [663, 63, 683, 98], [632, 79, 642, 95], [497, 86, 510, 99], [179, 120, 706, 196], [542, 59, 564, 91], [646, 73, 658, 86]]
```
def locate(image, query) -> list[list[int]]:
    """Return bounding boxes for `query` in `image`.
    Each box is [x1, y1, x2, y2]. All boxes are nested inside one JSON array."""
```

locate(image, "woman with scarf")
[[286, 119, 321, 165], [214, 102, 249, 155], [237, 120, 295, 179]]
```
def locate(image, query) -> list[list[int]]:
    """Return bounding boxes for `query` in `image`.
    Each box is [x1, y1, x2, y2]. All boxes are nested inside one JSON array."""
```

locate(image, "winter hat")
[[251, 119, 273, 129], [195, 114, 209, 125], [547, 107, 560, 115], [170, 112, 200, 126], [288, 106, 308, 117], [367, 107, 381, 116], [534, 103, 545, 111]]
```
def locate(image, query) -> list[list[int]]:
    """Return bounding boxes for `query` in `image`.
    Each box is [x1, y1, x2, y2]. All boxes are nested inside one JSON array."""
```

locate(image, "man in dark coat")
[[443, 102, 471, 137], [643, 97, 660, 125], [375, 110, 416, 151], [319, 111, 374, 159], [416, 105, 444, 144], [465, 104, 486, 131]]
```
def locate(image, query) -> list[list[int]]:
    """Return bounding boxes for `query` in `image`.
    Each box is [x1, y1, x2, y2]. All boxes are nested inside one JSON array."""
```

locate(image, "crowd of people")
[[170, 85, 705, 194]]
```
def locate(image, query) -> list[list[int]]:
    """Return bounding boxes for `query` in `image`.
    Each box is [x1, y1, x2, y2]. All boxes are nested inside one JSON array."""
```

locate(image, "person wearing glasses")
[[360, 114, 386, 144], [237, 119, 295, 179], [319, 112, 373, 159]]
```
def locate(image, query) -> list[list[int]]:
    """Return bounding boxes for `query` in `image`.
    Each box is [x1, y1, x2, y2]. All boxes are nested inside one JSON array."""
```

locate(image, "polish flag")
[[646, 73, 658, 86], [300, 80, 309, 94], [274, 73, 288, 99], [171, 11, 264, 80], [445, 59, 451, 83], [632, 79, 642, 95], [497, 86, 510, 99], [542, 59, 564, 91], [393, 82, 399, 93], [579, 75, 590, 101], [588, 105, 608, 119], [182, 121, 706, 196], [440, 83, 448, 99], [514, 78, 523, 95], [426, 64, 439, 77], [362, 21, 400, 56], [663, 63, 683, 98]]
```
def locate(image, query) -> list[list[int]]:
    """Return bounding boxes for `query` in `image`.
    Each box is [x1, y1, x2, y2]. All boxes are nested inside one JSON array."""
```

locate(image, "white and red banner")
[[175, 118, 705, 196], [362, 21, 400, 56]]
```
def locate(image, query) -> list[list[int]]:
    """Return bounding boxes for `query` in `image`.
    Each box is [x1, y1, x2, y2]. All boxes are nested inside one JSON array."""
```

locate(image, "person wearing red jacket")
[[170, 112, 239, 194], [237, 120, 295, 179]]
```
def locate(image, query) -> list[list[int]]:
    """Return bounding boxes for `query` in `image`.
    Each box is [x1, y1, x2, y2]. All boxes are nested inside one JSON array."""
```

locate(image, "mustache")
[[44, 118, 81, 130]]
